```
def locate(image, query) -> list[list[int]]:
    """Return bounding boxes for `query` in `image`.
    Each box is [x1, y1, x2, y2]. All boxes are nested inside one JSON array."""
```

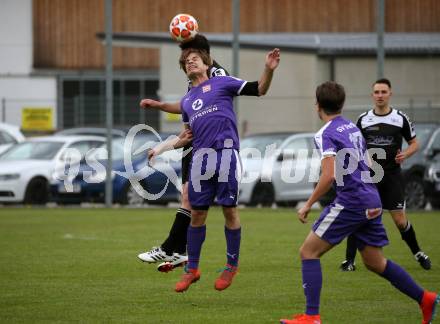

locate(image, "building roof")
[[98, 32, 440, 56]]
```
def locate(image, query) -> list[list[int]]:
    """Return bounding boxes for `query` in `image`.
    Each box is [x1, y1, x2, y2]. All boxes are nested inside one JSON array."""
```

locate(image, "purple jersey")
[[181, 76, 246, 151], [314, 116, 381, 210]]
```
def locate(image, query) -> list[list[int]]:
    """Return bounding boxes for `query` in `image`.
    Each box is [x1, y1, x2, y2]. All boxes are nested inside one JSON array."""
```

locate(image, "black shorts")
[[181, 144, 193, 184], [376, 170, 405, 210]]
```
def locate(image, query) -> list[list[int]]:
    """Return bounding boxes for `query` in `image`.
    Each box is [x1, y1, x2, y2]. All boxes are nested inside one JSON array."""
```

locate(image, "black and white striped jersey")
[[356, 108, 416, 172]]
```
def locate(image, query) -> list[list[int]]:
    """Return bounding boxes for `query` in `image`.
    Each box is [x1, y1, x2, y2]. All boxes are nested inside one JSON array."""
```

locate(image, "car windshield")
[[0, 141, 64, 160], [101, 138, 145, 161], [99, 134, 181, 161], [240, 134, 292, 156]]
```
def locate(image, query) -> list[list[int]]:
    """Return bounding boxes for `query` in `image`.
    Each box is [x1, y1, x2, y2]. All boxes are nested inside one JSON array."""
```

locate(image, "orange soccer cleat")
[[420, 291, 440, 324], [214, 264, 238, 291], [280, 314, 321, 324], [175, 268, 200, 293]]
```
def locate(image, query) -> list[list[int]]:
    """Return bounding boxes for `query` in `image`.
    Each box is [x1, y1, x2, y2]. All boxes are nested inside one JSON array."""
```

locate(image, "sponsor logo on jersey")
[[192, 98, 203, 111], [367, 135, 394, 146], [366, 126, 380, 131]]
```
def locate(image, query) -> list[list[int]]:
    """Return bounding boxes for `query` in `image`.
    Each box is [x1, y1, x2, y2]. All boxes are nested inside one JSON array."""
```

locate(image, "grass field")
[[0, 207, 439, 323]]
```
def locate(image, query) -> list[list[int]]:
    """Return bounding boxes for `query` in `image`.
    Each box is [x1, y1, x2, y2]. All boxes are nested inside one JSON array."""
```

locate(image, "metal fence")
[[62, 96, 159, 129], [343, 104, 440, 124]]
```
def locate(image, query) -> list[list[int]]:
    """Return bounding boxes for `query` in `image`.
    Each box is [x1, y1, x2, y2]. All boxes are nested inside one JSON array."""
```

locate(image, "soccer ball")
[[169, 13, 198, 43]]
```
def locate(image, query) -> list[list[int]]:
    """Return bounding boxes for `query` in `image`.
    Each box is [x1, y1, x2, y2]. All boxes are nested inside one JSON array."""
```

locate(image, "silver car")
[[0, 135, 105, 204], [238, 132, 320, 207]]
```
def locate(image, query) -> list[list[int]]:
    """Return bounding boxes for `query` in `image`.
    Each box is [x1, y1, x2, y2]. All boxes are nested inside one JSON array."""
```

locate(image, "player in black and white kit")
[[340, 78, 431, 271], [138, 34, 229, 271]]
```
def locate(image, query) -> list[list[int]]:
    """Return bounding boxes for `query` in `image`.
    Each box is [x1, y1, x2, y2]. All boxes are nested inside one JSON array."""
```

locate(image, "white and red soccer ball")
[[169, 13, 199, 43]]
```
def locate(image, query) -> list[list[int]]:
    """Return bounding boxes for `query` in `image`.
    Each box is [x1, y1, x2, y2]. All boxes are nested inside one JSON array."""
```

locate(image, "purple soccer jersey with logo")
[[314, 115, 381, 210], [181, 76, 246, 151]]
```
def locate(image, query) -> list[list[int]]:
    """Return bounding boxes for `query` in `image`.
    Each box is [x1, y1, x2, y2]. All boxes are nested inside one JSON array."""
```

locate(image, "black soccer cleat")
[[340, 260, 356, 272], [415, 251, 432, 270]]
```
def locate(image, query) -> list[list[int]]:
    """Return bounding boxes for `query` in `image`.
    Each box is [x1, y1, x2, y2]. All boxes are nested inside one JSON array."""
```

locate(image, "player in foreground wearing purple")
[[137, 35, 229, 273], [148, 47, 280, 292], [280, 81, 438, 324]]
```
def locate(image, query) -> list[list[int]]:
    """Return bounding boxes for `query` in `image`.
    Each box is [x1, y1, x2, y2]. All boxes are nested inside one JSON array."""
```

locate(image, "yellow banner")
[[165, 112, 181, 122], [22, 108, 54, 131]]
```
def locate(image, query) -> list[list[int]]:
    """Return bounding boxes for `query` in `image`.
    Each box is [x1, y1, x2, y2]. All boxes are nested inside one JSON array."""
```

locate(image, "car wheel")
[[430, 200, 440, 210], [404, 175, 426, 210], [120, 183, 145, 205], [249, 182, 275, 207], [24, 178, 49, 205], [276, 201, 298, 208]]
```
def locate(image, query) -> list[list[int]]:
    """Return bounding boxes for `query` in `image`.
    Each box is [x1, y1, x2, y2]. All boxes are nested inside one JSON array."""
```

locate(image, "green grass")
[[0, 207, 439, 323]]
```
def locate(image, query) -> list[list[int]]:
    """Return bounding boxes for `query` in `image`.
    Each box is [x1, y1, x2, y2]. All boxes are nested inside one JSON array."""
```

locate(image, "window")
[[280, 138, 310, 160], [0, 142, 64, 160], [61, 78, 160, 130], [66, 141, 104, 159], [430, 130, 440, 150], [0, 131, 17, 145]]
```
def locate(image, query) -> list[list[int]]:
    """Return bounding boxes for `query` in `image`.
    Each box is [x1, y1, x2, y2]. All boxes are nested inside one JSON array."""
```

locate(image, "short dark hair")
[[179, 48, 212, 73], [316, 81, 346, 115], [179, 34, 210, 54], [373, 78, 392, 89]]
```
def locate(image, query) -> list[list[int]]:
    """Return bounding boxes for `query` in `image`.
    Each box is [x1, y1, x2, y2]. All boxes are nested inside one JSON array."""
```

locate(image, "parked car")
[[0, 136, 105, 204], [55, 127, 126, 138], [423, 137, 440, 209], [0, 122, 25, 155], [238, 132, 320, 207], [50, 133, 182, 205], [319, 122, 440, 209], [401, 123, 440, 209]]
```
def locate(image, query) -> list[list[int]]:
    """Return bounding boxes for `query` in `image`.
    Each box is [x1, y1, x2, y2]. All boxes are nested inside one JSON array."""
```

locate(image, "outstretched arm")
[[258, 48, 280, 96], [148, 126, 192, 160], [140, 99, 182, 114]]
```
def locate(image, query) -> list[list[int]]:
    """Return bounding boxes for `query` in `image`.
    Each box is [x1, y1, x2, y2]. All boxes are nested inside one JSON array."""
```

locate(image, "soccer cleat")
[[415, 251, 432, 270], [280, 314, 321, 324], [214, 264, 238, 291], [137, 246, 173, 263], [420, 291, 440, 324], [157, 253, 188, 273], [175, 268, 200, 293], [340, 260, 356, 272]]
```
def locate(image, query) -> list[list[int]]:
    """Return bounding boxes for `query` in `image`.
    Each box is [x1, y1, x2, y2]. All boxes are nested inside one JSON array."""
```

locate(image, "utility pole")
[[376, 0, 385, 79], [105, 0, 113, 207]]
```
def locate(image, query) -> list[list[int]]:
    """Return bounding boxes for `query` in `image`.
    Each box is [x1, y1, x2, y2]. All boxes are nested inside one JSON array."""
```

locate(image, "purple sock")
[[225, 226, 241, 267], [187, 225, 206, 270], [380, 259, 424, 303], [302, 259, 322, 315]]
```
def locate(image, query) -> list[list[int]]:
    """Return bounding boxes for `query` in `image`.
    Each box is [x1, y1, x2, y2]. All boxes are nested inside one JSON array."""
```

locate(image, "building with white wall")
[[109, 32, 440, 135], [0, 0, 57, 131]]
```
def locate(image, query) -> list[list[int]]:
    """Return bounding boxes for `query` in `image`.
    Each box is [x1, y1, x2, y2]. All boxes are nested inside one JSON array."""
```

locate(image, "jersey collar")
[[372, 107, 393, 117]]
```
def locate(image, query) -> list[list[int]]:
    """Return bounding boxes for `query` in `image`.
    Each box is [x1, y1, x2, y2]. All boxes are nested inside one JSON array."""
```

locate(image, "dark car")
[[401, 123, 440, 209], [319, 123, 440, 209], [50, 132, 182, 205], [424, 146, 440, 210]]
